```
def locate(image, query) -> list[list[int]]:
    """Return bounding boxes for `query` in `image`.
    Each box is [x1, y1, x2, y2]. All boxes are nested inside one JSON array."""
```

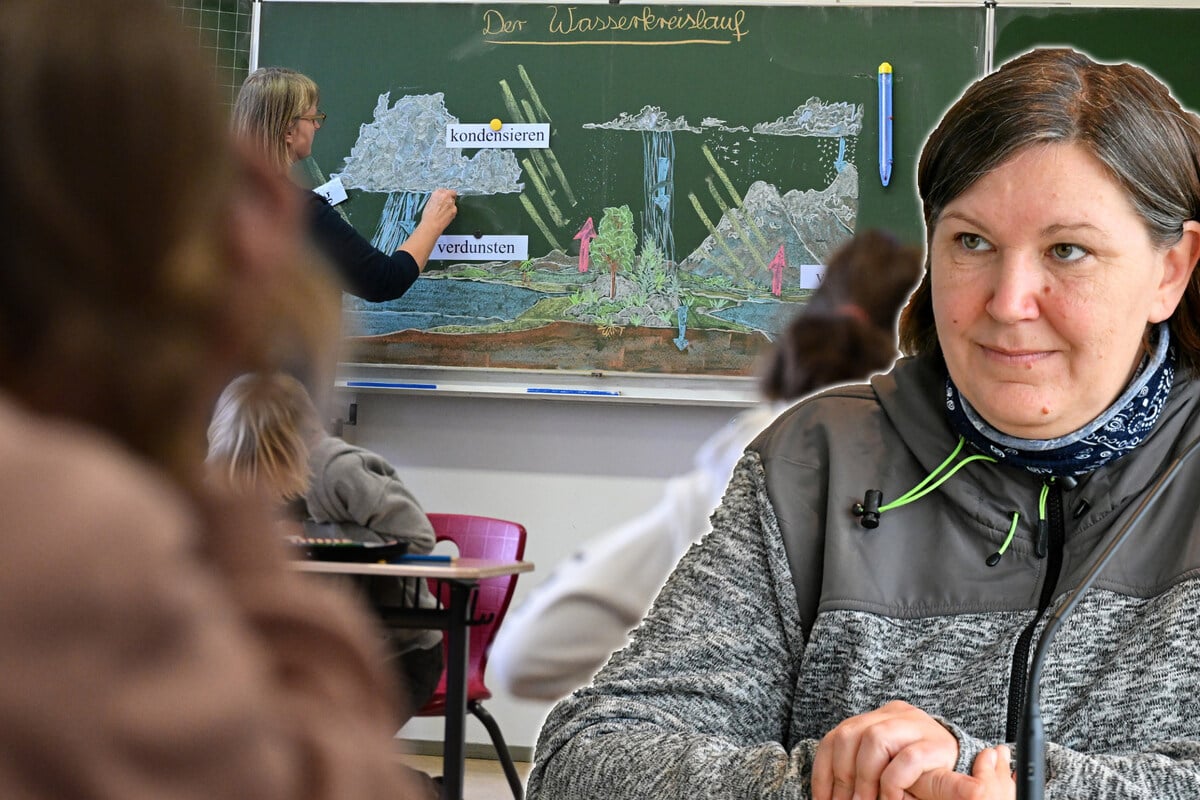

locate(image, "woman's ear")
[[1150, 220, 1200, 323]]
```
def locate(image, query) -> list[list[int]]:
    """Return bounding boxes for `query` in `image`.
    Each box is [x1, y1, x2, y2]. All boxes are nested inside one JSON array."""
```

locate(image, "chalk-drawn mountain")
[[680, 163, 858, 289]]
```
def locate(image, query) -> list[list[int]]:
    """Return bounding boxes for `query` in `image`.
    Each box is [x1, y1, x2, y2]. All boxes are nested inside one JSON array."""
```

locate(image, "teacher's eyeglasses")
[[296, 112, 326, 128]]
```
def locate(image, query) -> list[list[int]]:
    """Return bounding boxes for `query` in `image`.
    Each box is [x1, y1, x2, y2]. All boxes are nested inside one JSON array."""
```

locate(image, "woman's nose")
[[985, 252, 1043, 323]]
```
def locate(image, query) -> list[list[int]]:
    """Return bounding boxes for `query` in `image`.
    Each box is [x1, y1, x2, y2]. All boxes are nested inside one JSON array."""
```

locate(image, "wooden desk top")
[[292, 557, 534, 580]]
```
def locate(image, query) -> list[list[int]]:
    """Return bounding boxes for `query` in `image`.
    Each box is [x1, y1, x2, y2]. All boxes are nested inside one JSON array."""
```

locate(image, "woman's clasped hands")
[[811, 701, 1015, 800]]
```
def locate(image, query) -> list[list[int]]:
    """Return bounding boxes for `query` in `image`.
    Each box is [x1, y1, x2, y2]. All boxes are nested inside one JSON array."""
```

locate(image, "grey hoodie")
[[529, 355, 1200, 799], [306, 435, 441, 652]]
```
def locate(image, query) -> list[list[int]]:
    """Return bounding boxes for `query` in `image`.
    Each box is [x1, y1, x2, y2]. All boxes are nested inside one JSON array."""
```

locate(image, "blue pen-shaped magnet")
[[878, 62, 893, 187]]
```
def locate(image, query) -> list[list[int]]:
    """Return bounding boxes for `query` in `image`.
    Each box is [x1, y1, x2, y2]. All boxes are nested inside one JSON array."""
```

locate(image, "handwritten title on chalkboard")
[[482, 6, 749, 45]]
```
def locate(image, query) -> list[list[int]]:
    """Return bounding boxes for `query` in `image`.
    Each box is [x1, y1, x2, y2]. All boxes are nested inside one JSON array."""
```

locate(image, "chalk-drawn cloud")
[[753, 97, 863, 137], [335, 92, 523, 195], [583, 104, 702, 133], [701, 116, 750, 133]]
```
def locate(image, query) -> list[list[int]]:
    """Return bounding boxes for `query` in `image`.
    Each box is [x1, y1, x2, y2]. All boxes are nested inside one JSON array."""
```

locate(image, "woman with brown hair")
[[530, 48, 1200, 800]]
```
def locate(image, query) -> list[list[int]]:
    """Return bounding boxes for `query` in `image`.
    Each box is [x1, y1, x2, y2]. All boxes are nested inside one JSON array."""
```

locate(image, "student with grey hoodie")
[[207, 372, 444, 721]]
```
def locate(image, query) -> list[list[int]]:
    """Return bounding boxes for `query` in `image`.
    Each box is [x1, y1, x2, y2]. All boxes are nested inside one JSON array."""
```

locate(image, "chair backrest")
[[426, 513, 527, 691]]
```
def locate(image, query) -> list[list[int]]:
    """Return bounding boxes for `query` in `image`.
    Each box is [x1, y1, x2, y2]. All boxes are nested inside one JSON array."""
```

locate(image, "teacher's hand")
[[812, 700, 959, 800], [419, 187, 458, 233], [905, 745, 1015, 800]]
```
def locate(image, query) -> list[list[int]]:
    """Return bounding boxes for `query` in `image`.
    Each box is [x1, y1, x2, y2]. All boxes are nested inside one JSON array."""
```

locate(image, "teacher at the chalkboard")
[[232, 67, 458, 302]]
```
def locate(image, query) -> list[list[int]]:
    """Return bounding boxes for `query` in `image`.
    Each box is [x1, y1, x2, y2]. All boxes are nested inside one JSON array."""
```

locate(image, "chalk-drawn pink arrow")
[[574, 217, 597, 273], [770, 244, 786, 296]]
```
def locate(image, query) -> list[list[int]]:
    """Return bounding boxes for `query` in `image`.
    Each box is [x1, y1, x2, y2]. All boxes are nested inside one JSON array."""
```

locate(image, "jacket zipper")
[[1004, 480, 1065, 741]]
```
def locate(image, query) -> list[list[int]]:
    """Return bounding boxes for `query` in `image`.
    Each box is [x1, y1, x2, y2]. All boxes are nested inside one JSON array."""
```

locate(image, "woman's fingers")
[[812, 701, 958, 800], [421, 188, 458, 230], [972, 745, 1014, 792], [879, 739, 959, 800]]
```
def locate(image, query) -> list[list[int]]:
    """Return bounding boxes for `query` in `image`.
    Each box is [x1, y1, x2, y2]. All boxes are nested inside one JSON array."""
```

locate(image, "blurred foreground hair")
[[0, 0, 340, 486]]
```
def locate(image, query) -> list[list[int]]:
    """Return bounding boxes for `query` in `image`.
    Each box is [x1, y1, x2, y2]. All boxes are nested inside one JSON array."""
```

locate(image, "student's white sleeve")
[[489, 404, 786, 701], [489, 468, 718, 700]]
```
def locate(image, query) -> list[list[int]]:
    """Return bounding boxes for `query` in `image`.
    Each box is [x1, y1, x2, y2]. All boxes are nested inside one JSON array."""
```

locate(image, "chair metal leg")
[[468, 699, 524, 800]]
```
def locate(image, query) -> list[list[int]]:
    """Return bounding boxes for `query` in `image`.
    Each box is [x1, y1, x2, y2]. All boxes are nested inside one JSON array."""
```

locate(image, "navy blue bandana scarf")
[[944, 323, 1174, 478]]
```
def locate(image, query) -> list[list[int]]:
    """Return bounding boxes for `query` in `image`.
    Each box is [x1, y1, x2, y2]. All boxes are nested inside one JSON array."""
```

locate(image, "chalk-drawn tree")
[[591, 205, 636, 299]]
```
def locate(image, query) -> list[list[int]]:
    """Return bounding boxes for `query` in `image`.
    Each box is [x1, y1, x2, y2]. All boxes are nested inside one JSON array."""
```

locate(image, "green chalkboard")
[[995, 8, 1200, 114], [258, 2, 984, 377]]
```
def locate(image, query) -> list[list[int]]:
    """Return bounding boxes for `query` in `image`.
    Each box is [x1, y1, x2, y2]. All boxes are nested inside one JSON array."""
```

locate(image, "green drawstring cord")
[[853, 436, 996, 528], [850, 435, 1062, 565], [987, 512, 1021, 567], [1035, 482, 1051, 558], [877, 437, 997, 513], [988, 482, 1052, 567]]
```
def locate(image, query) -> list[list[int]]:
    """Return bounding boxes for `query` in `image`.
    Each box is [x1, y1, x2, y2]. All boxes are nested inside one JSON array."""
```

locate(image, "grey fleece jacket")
[[528, 355, 1200, 799], [305, 435, 441, 652]]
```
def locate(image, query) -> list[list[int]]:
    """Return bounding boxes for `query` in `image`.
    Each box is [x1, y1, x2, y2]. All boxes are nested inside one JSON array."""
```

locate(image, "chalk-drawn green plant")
[[591, 205, 636, 299]]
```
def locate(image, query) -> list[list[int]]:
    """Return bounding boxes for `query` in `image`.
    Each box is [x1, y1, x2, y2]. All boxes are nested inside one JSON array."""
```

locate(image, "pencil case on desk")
[[291, 520, 410, 562]]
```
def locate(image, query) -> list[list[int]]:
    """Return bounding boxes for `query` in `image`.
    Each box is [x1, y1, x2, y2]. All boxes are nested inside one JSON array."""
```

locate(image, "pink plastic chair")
[[416, 513, 527, 799]]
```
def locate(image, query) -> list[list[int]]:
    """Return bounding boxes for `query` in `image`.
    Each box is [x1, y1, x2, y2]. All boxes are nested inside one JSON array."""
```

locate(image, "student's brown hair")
[[761, 229, 922, 400]]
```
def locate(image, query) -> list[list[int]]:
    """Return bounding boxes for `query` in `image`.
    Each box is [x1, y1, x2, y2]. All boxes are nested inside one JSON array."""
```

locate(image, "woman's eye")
[[956, 233, 992, 251], [1050, 243, 1087, 262]]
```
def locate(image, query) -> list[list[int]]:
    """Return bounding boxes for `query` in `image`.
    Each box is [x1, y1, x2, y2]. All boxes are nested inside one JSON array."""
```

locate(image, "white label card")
[[313, 176, 348, 206], [432, 235, 529, 262], [445, 123, 550, 149], [798, 264, 826, 289]]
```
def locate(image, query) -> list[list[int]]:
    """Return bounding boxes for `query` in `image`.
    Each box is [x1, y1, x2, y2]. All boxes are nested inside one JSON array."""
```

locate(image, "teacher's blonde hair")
[[232, 67, 320, 174]]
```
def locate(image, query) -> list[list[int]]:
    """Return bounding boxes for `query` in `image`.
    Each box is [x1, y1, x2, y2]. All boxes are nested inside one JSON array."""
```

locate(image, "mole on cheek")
[[1042, 406, 1051, 415]]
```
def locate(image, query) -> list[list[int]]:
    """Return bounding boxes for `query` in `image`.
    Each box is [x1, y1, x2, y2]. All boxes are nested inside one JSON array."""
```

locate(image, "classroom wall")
[[333, 388, 746, 752]]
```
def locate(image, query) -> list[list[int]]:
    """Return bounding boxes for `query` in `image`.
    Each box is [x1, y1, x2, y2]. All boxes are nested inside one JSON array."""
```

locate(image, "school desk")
[[294, 557, 534, 800]]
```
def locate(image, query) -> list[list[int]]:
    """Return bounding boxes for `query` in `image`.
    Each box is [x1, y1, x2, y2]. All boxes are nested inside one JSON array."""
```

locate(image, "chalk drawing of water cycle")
[[334, 66, 863, 376]]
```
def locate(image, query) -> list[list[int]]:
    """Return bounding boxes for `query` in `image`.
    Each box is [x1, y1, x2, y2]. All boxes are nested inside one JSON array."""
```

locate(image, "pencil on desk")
[[399, 553, 456, 563]]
